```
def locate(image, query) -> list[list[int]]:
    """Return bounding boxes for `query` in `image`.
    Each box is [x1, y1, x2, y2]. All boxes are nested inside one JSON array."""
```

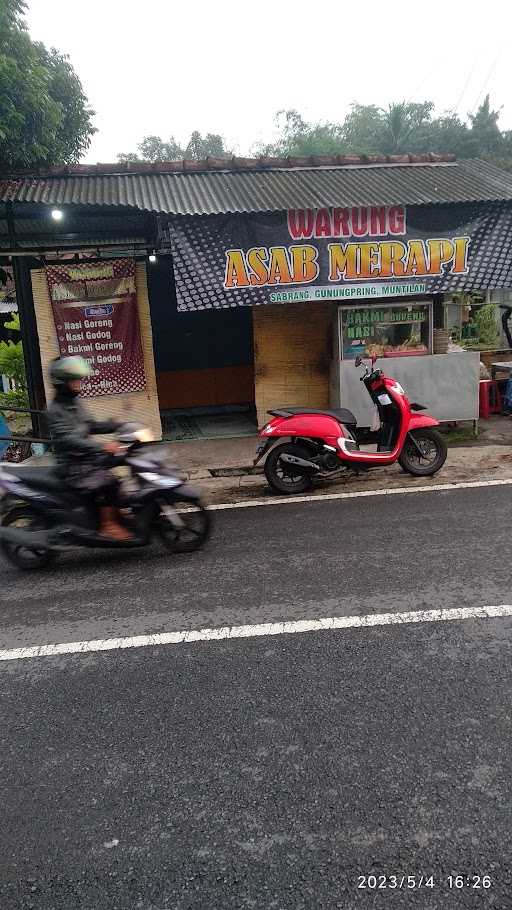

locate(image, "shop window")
[[340, 302, 432, 360]]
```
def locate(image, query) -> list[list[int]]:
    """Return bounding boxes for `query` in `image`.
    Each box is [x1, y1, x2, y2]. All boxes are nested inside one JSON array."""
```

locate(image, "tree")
[[423, 112, 471, 156], [262, 103, 441, 158], [491, 129, 512, 172], [118, 135, 184, 163], [0, 0, 95, 170], [258, 110, 345, 157], [185, 131, 229, 159], [118, 131, 231, 163], [266, 100, 504, 162], [379, 102, 434, 153], [339, 101, 468, 155], [468, 94, 503, 157], [117, 96, 512, 169], [339, 104, 383, 155]]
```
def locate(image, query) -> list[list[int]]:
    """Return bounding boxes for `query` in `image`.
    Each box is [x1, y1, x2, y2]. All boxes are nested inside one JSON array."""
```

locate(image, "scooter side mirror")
[[371, 354, 377, 366], [354, 355, 362, 367]]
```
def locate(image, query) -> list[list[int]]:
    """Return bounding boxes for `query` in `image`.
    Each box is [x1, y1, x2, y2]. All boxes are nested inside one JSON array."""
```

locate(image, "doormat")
[[162, 415, 201, 441], [162, 412, 257, 442]]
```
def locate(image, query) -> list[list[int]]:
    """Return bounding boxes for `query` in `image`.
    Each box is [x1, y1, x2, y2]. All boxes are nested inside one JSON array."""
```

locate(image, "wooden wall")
[[253, 302, 332, 426], [157, 364, 254, 410], [31, 263, 162, 439]]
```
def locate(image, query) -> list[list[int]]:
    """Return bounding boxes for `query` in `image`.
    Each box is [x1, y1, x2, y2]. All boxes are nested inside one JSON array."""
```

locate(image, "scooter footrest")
[[0, 527, 50, 549]]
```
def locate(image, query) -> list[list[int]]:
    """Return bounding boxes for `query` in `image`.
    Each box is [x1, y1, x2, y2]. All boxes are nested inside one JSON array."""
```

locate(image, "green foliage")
[[0, 337, 26, 389], [5, 312, 20, 332], [467, 95, 502, 156], [118, 131, 231, 163], [185, 131, 228, 160], [0, 0, 95, 169], [0, 386, 28, 410], [117, 95, 512, 168], [263, 97, 512, 168], [0, 309, 26, 403], [259, 110, 344, 157], [118, 135, 184, 163], [473, 304, 499, 347], [339, 104, 385, 155], [313, 100, 472, 157], [340, 101, 436, 155]]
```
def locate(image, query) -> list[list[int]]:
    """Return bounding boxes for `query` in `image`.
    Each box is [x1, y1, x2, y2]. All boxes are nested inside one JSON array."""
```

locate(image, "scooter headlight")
[[135, 428, 154, 443], [140, 472, 181, 488]]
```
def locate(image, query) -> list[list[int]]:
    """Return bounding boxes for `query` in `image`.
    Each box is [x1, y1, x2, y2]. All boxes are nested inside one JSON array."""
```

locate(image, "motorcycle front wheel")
[[0, 506, 57, 571], [398, 428, 447, 476], [264, 442, 314, 494], [157, 500, 211, 553]]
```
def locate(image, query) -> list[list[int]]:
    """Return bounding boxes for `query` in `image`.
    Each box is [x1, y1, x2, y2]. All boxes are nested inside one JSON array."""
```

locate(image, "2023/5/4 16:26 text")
[[357, 874, 492, 890]]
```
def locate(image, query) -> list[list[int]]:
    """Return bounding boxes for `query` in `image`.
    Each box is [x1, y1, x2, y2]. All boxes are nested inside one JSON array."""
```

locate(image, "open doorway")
[[147, 258, 256, 440]]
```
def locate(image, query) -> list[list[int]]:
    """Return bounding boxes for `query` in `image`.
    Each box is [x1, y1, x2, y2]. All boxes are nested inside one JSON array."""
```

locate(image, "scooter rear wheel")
[[264, 443, 314, 494], [0, 506, 56, 571], [398, 428, 447, 476]]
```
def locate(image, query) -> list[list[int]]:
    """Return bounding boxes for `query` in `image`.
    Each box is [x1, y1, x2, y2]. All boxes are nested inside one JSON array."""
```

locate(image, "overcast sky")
[[26, 0, 511, 163]]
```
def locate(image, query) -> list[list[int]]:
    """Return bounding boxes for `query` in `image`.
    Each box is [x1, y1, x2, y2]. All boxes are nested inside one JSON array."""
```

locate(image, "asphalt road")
[[1, 484, 512, 908]]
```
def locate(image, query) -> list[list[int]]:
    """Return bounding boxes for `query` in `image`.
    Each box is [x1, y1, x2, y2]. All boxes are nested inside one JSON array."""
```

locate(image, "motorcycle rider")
[[47, 355, 133, 541]]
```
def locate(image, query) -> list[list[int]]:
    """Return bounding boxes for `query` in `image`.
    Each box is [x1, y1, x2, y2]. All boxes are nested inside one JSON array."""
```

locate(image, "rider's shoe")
[[98, 507, 134, 541]]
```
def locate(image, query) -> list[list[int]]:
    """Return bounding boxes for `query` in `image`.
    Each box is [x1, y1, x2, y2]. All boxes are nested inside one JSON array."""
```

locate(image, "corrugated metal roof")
[[1, 158, 512, 216], [0, 210, 152, 250]]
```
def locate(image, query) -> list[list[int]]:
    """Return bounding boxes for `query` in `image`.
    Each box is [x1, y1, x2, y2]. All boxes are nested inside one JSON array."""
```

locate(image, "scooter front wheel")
[[264, 443, 314, 494], [398, 428, 447, 476], [0, 506, 57, 571], [158, 501, 211, 553]]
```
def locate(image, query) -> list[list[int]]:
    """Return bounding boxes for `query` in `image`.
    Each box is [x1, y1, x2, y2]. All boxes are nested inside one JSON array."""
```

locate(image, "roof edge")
[[0, 152, 457, 180]]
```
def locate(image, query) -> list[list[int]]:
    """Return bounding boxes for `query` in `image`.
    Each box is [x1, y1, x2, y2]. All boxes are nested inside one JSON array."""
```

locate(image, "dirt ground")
[[192, 443, 512, 506]]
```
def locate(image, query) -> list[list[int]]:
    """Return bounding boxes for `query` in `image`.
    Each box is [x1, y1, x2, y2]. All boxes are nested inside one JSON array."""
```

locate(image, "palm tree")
[[380, 102, 434, 153]]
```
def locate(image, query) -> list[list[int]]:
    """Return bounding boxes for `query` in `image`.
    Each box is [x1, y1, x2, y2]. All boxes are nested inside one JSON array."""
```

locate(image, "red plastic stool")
[[479, 380, 502, 418]]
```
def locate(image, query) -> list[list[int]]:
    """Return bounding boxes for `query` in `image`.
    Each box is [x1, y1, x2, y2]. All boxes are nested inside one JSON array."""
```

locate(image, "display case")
[[330, 301, 479, 427], [340, 301, 432, 360]]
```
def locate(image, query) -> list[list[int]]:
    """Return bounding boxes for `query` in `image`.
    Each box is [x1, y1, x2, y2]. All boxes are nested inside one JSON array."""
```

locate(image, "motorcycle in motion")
[[0, 424, 210, 570], [255, 355, 447, 494]]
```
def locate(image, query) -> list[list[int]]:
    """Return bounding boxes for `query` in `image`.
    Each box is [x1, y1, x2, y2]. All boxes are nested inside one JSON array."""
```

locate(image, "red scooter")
[[255, 355, 447, 494]]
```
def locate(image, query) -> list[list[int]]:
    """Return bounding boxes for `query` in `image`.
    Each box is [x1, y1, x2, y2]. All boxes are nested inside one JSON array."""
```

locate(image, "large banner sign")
[[168, 203, 512, 311], [46, 259, 146, 398]]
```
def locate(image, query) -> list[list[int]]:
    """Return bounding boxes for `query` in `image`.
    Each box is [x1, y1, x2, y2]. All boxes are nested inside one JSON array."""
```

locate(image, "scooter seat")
[[268, 407, 357, 427], [1, 466, 64, 493]]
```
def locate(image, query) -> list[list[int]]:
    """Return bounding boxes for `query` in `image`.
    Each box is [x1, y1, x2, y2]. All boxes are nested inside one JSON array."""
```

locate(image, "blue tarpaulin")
[[0, 413, 11, 458]]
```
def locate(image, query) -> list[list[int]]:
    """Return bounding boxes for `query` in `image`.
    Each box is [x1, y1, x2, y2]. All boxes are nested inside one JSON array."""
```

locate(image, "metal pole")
[[11, 257, 46, 438]]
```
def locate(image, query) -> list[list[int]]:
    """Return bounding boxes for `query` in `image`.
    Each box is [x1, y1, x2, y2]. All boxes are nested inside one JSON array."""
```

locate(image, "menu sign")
[[340, 302, 431, 360], [45, 260, 146, 398]]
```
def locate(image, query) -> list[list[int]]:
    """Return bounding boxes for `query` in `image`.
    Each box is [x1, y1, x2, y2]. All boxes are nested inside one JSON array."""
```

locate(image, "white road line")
[[2, 604, 512, 663], [208, 477, 512, 511]]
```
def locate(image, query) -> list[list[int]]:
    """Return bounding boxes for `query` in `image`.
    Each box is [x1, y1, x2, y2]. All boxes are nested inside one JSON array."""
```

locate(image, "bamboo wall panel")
[[253, 302, 332, 425]]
